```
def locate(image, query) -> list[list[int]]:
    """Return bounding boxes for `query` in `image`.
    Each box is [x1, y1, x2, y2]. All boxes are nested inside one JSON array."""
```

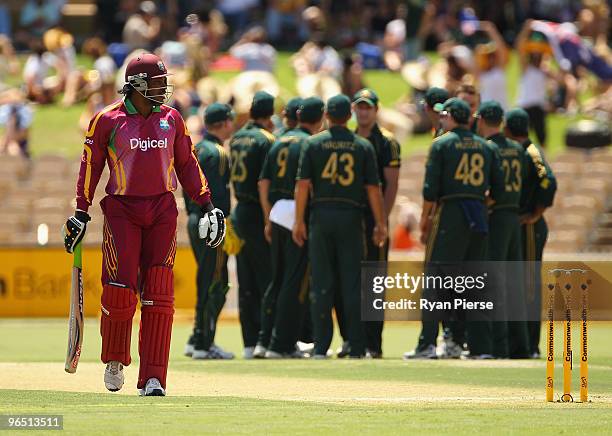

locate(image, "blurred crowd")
[[0, 0, 610, 157]]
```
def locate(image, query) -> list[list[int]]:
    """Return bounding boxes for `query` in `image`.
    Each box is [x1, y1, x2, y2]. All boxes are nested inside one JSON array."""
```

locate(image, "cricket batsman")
[[63, 53, 226, 396]]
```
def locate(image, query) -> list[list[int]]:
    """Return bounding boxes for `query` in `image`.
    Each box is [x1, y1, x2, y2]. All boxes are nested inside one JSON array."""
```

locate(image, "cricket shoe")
[[209, 343, 235, 359], [336, 341, 350, 358], [265, 348, 309, 359], [253, 344, 267, 358], [104, 361, 124, 392], [439, 339, 463, 359], [311, 354, 328, 360], [365, 349, 383, 359], [184, 343, 194, 357], [243, 346, 255, 359], [403, 344, 438, 360], [290, 344, 311, 358], [192, 349, 212, 359], [192, 348, 233, 360], [460, 353, 494, 360], [139, 378, 166, 396], [289, 349, 309, 359], [296, 341, 314, 355], [264, 349, 284, 359]]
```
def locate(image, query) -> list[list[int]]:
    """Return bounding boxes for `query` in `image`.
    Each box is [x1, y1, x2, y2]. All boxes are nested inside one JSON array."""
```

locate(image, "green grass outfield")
[[1, 319, 611, 434], [9, 51, 581, 160]]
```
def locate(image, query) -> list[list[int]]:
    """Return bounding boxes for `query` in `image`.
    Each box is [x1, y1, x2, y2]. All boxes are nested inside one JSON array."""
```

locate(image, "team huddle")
[[184, 89, 397, 361], [63, 51, 557, 396], [407, 87, 557, 360]]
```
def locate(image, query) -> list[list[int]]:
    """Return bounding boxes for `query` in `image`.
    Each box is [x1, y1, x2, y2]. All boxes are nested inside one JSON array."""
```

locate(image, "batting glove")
[[63, 210, 91, 253], [199, 207, 226, 248]]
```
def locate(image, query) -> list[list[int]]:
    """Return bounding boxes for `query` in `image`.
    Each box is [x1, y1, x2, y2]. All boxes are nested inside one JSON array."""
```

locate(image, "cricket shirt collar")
[[123, 97, 161, 115], [205, 132, 222, 144]]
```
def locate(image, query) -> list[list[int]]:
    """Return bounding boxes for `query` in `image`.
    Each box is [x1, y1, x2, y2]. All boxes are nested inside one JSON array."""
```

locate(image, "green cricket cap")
[[326, 94, 352, 118], [204, 102, 234, 125], [477, 100, 504, 123], [424, 87, 449, 108], [505, 108, 530, 136], [284, 97, 303, 121], [352, 88, 379, 106], [298, 96, 325, 123], [250, 90, 275, 118], [433, 97, 471, 124]]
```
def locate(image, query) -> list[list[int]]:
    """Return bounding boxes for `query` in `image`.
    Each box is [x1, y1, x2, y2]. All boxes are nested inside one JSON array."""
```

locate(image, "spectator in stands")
[[528, 0, 579, 23], [22, 39, 62, 104], [0, 88, 32, 158], [515, 21, 560, 148], [217, 0, 258, 40], [302, 5, 326, 35], [0, 5, 11, 37], [579, 1, 609, 59], [363, 0, 396, 42], [0, 36, 20, 90], [78, 37, 118, 131], [229, 26, 277, 73], [292, 32, 343, 80], [455, 83, 480, 132], [41, 28, 79, 107], [473, 21, 508, 108], [180, 7, 227, 56], [383, 13, 406, 72], [342, 52, 365, 98], [122, 0, 161, 51], [440, 44, 474, 95], [19, 0, 65, 38], [403, 0, 434, 61], [265, 0, 308, 45], [178, 8, 227, 80]]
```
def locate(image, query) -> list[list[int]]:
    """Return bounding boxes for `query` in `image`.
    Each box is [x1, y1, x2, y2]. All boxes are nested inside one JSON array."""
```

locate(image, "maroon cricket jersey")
[[76, 98, 211, 212]]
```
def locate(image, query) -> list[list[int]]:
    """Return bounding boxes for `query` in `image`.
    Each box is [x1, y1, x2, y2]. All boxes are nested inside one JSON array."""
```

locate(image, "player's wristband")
[[74, 210, 91, 223], [201, 202, 214, 214]]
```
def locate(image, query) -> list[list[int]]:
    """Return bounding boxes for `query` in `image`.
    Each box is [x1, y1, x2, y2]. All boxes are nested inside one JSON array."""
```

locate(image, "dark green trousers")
[[334, 215, 388, 354], [187, 213, 229, 351], [364, 214, 389, 355], [418, 201, 492, 356], [232, 202, 271, 348], [309, 207, 366, 357], [488, 209, 530, 358], [523, 217, 548, 355], [258, 223, 310, 353]]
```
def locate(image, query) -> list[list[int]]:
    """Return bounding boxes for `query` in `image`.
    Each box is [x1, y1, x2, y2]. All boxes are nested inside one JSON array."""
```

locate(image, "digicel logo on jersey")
[[130, 137, 168, 151]]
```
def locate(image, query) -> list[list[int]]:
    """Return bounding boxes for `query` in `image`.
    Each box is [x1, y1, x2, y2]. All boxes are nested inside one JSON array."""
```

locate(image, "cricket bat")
[[65, 243, 84, 374]]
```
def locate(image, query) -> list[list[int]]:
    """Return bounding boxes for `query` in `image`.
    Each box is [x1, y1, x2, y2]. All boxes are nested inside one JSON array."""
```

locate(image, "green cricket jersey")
[[358, 124, 401, 193], [260, 127, 310, 205], [229, 121, 275, 203], [487, 133, 525, 210], [520, 139, 557, 214], [297, 126, 380, 209], [185, 133, 231, 215], [423, 127, 504, 202]]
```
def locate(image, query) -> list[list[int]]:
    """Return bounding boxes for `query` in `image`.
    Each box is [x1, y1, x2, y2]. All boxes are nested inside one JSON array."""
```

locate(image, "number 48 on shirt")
[[454, 152, 484, 187]]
